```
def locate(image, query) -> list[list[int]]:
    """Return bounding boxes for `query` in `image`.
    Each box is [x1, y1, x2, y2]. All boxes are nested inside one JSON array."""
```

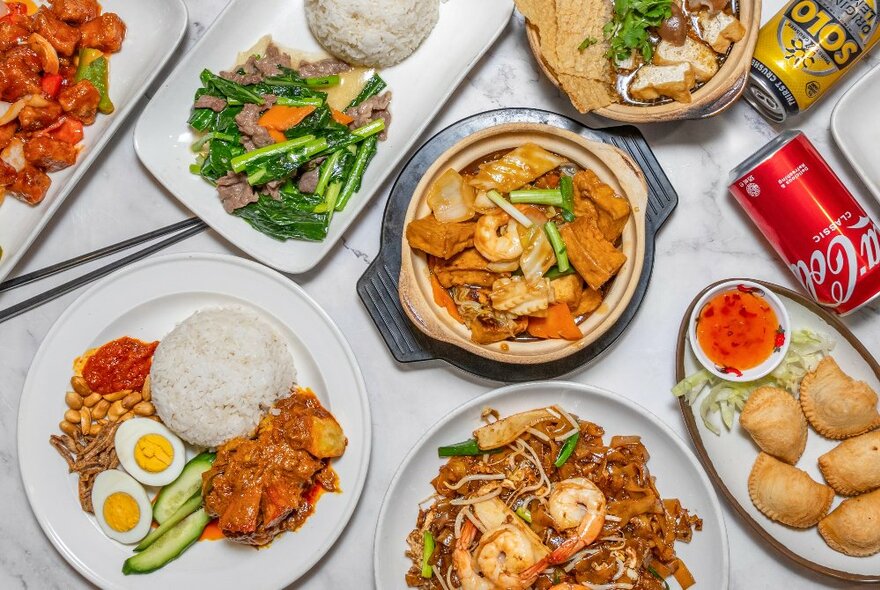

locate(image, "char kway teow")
[[407, 406, 702, 590], [406, 142, 631, 345], [0, 0, 125, 206]]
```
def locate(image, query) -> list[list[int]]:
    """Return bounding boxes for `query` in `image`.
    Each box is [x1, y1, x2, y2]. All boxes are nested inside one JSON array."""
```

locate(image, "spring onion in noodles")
[[515, 505, 532, 523], [486, 190, 534, 228], [647, 566, 671, 590], [420, 532, 435, 578], [438, 439, 501, 457], [554, 431, 580, 467]]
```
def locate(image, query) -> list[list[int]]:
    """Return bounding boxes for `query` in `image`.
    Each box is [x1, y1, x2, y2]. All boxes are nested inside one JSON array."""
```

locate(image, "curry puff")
[[799, 357, 880, 439], [739, 386, 807, 464], [748, 453, 834, 528], [819, 488, 880, 557], [818, 430, 880, 496]]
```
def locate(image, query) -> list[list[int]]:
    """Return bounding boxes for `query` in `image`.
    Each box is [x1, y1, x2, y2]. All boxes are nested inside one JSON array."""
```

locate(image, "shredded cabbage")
[[672, 329, 835, 435]]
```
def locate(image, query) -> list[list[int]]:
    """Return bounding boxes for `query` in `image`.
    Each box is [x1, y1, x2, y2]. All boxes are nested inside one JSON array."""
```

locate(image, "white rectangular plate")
[[831, 64, 880, 202], [133, 0, 513, 274], [0, 0, 188, 282]]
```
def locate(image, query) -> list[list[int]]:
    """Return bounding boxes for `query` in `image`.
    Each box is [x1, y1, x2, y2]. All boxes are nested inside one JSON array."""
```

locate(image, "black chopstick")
[[0, 217, 206, 293], [0, 221, 207, 325]]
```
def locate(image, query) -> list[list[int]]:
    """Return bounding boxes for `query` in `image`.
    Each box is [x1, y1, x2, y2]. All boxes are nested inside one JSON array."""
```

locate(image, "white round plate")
[[18, 253, 371, 590], [374, 381, 729, 589]]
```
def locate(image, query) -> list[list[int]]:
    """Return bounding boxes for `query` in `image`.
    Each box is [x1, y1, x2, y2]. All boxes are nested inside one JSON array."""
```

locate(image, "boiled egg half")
[[114, 418, 185, 486], [91, 469, 152, 544]]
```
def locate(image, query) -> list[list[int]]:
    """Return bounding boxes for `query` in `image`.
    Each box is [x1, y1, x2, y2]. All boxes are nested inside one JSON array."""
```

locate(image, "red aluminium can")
[[729, 130, 880, 316]]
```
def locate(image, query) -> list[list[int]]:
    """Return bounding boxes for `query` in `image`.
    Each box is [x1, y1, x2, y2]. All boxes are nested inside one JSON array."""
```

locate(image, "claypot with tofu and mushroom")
[[399, 123, 649, 364]]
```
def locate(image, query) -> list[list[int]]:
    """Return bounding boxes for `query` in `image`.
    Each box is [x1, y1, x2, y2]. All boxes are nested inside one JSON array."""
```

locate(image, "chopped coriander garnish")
[[578, 36, 598, 51], [603, 0, 673, 63]]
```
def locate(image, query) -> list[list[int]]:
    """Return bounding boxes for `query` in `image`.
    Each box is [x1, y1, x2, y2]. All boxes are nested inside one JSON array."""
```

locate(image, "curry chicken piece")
[[78, 13, 125, 53], [203, 391, 347, 546], [406, 215, 475, 259], [50, 0, 100, 25]]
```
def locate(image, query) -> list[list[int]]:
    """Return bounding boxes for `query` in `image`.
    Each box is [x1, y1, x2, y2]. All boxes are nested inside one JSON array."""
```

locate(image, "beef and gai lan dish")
[[0, 0, 125, 206], [188, 38, 391, 242], [406, 407, 702, 589], [406, 143, 631, 345], [517, 0, 745, 111]]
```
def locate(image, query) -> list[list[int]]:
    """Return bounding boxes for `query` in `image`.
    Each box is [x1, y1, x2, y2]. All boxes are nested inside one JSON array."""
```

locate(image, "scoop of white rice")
[[305, 0, 439, 68], [150, 307, 296, 449]]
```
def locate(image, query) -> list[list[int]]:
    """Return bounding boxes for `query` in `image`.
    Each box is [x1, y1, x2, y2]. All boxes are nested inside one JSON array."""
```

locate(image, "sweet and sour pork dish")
[[406, 143, 631, 345], [0, 0, 124, 206], [406, 407, 701, 590]]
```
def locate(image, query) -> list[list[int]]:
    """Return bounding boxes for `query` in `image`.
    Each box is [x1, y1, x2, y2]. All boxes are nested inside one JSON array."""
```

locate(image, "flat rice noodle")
[[673, 558, 696, 589], [468, 144, 565, 193], [608, 494, 662, 524], [473, 407, 556, 449]]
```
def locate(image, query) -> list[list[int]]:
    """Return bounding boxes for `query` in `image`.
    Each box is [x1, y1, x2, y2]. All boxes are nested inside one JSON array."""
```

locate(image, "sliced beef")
[[344, 91, 392, 140], [24, 135, 77, 172], [8, 164, 51, 204], [296, 58, 351, 78], [297, 167, 320, 194], [194, 95, 227, 112], [35, 9, 80, 56], [79, 12, 126, 53], [263, 179, 282, 200], [58, 79, 100, 124], [216, 171, 256, 213], [50, 0, 99, 25], [234, 103, 274, 151], [253, 44, 291, 77], [18, 102, 64, 131]]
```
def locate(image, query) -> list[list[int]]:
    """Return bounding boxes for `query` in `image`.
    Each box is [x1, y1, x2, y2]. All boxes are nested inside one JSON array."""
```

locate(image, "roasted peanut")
[[119, 412, 134, 423], [108, 400, 126, 421], [59, 420, 77, 436], [83, 392, 102, 407], [79, 407, 91, 435], [141, 378, 151, 402], [121, 392, 142, 410], [103, 389, 130, 402], [64, 409, 80, 424], [91, 399, 110, 420], [65, 391, 83, 410], [132, 401, 154, 416], [89, 423, 102, 436], [71, 376, 91, 397]]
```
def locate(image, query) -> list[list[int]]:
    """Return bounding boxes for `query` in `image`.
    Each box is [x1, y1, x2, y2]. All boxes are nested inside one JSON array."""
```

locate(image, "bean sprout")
[[444, 473, 505, 491], [451, 487, 502, 506]]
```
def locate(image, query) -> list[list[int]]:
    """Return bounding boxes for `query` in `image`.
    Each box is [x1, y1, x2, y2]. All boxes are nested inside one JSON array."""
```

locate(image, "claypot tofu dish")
[[405, 142, 632, 346], [406, 406, 702, 589], [518, 0, 745, 111], [0, 0, 124, 206]]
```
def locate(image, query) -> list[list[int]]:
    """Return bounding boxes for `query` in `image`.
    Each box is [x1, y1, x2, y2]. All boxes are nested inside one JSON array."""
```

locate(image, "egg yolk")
[[103, 492, 140, 533], [134, 434, 174, 473]]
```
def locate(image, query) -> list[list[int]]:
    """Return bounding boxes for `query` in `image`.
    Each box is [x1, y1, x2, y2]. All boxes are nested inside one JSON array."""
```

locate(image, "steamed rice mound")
[[305, 0, 439, 68], [150, 307, 296, 449]]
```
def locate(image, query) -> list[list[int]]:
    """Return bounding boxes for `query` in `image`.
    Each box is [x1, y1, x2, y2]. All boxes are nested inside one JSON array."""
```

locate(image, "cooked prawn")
[[474, 211, 523, 262], [545, 477, 607, 564], [454, 520, 543, 590]]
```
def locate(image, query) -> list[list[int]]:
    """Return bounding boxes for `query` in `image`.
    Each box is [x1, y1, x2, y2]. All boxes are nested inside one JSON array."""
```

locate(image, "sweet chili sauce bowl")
[[687, 279, 792, 382]]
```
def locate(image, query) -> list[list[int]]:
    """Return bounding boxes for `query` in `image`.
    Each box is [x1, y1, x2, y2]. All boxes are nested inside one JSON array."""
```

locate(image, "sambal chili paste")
[[82, 337, 158, 394]]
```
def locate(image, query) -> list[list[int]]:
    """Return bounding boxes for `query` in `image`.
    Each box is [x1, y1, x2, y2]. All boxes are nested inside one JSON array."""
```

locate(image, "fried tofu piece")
[[560, 216, 627, 291], [574, 170, 631, 242], [629, 63, 696, 103], [653, 37, 719, 82], [406, 215, 475, 259], [698, 10, 746, 53], [469, 316, 528, 344], [574, 286, 603, 317], [551, 274, 584, 312], [431, 249, 497, 288]]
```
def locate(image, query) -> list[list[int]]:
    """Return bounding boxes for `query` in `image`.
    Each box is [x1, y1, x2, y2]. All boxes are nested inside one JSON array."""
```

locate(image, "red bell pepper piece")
[[0, 3, 27, 24], [41, 74, 63, 99], [50, 118, 84, 144]]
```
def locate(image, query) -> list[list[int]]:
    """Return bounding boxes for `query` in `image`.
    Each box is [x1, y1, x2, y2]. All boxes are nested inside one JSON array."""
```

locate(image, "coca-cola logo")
[[791, 216, 880, 307]]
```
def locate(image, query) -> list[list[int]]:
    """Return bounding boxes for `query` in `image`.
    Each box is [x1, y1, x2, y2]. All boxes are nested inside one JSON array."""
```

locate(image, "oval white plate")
[[831, 64, 880, 204], [18, 253, 371, 590], [134, 0, 513, 274], [677, 280, 880, 581], [374, 381, 729, 589]]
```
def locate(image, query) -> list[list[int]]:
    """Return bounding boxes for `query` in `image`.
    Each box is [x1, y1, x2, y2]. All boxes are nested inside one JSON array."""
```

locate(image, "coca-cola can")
[[729, 130, 880, 316]]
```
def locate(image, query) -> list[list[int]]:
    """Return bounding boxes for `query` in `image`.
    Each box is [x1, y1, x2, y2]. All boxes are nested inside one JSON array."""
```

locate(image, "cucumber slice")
[[153, 452, 215, 524], [123, 508, 211, 575], [135, 493, 202, 552]]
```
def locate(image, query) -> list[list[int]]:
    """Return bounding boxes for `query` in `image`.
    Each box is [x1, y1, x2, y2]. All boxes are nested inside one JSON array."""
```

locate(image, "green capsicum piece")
[[75, 48, 113, 114]]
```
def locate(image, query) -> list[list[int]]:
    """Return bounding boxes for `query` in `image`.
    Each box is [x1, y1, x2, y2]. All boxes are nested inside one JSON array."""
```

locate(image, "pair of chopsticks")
[[0, 217, 207, 324]]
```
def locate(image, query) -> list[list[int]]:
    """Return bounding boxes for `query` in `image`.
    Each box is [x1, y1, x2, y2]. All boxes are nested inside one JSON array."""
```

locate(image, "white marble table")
[[1, 0, 878, 588]]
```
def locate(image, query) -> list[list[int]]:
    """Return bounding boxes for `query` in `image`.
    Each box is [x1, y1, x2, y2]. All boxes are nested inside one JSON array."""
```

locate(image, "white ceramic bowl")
[[688, 279, 791, 381]]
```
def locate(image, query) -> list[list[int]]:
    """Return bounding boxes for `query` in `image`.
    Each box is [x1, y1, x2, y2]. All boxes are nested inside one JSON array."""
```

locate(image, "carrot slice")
[[331, 109, 353, 125], [430, 274, 463, 323], [257, 105, 315, 131], [267, 128, 286, 143], [527, 303, 581, 340]]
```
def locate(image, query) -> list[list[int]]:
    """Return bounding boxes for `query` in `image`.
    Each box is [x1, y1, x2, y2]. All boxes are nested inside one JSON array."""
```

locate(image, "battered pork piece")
[[203, 389, 346, 546]]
